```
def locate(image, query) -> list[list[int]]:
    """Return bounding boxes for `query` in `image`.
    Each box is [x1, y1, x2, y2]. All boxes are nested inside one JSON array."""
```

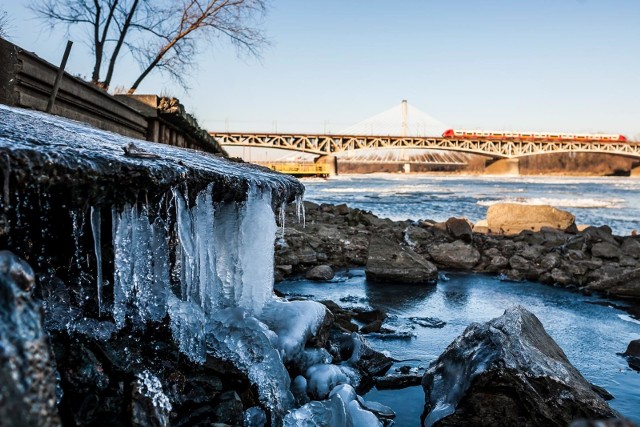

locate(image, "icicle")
[[112, 205, 133, 328], [70, 209, 86, 272], [90, 206, 103, 316], [296, 194, 306, 228], [214, 202, 241, 307], [237, 184, 277, 315], [278, 200, 286, 238]]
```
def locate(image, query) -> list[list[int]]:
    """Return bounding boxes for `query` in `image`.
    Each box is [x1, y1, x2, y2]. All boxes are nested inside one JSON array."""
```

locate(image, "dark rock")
[[214, 391, 244, 425], [360, 320, 383, 334], [583, 225, 617, 245], [586, 268, 640, 298], [352, 308, 386, 324], [366, 236, 438, 284], [319, 300, 358, 332], [335, 203, 350, 215], [621, 237, 640, 259], [428, 240, 480, 269], [592, 242, 622, 260], [131, 371, 171, 427], [305, 265, 335, 281], [0, 251, 61, 427], [623, 339, 640, 357], [409, 317, 446, 328], [375, 373, 423, 389], [570, 419, 638, 427], [421, 306, 618, 427], [445, 217, 473, 243]]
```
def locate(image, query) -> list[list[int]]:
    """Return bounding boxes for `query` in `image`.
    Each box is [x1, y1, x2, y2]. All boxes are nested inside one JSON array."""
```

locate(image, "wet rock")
[[360, 320, 383, 334], [486, 203, 575, 235], [131, 371, 172, 427], [445, 217, 473, 243], [305, 265, 335, 281], [586, 268, 640, 298], [622, 339, 640, 371], [428, 240, 480, 269], [409, 317, 446, 328], [0, 251, 61, 427], [592, 242, 622, 260], [214, 391, 244, 425], [320, 300, 358, 332], [365, 236, 437, 284], [374, 372, 423, 389], [352, 308, 386, 324], [421, 306, 617, 427], [570, 419, 638, 427]]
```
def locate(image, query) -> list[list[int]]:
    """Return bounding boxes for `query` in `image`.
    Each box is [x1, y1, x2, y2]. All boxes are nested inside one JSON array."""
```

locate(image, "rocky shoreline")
[[274, 200, 640, 425], [276, 200, 640, 304]]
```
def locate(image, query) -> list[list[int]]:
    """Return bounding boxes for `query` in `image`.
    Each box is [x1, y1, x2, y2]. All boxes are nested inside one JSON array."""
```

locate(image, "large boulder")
[[305, 265, 335, 281], [445, 217, 473, 243], [486, 203, 576, 235], [365, 236, 437, 284], [427, 240, 480, 269], [421, 306, 618, 427], [0, 251, 61, 426]]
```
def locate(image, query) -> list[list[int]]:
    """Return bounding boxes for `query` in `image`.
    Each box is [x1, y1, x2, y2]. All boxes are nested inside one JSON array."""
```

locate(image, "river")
[[277, 173, 640, 425], [301, 174, 640, 236]]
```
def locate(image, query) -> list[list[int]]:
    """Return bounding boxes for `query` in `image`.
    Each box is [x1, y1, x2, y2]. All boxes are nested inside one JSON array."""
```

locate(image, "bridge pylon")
[[314, 155, 338, 176], [485, 158, 520, 176]]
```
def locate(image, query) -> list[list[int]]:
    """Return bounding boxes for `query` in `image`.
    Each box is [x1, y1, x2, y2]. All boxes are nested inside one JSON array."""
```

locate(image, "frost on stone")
[[285, 384, 384, 427], [305, 364, 360, 400], [135, 370, 172, 413], [205, 307, 294, 423], [260, 299, 328, 363]]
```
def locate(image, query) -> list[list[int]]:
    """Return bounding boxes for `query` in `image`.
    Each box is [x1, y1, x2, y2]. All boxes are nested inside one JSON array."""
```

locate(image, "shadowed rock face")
[[421, 306, 618, 427], [0, 251, 61, 427], [0, 105, 305, 425]]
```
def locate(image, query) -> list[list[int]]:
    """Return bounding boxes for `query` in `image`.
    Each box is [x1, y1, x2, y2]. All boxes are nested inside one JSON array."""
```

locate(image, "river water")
[[276, 270, 640, 426], [278, 174, 640, 425], [301, 174, 640, 236]]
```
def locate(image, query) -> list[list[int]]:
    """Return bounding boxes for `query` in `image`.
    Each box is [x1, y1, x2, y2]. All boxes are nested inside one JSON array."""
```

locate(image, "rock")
[[472, 219, 489, 234], [365, 236, 438, 284], [485, 255, 508, 273], [352, 308, 387, 324], [428, 240, 480, 269], [583, 225, 618, 245], [374, 373, 423, 389], [421, 306, 618, 427], [623, 339, 640, 357], [131, 371, 172, 427], [214, 391, 244, 425], [360, 320, 383, 334], [540, 252, 561, 270], [570, 419, 638, 427], [320, 300, 358, 333], [586, 268, 640, 298], [445, 217, 473, 243], [305, 265, 335, 281], [591, 242, 622, 260], [486, 203, 576, 235], [621, 237, 640, 259], [0, 251, 62, 427], [622, 339, 640, 372]]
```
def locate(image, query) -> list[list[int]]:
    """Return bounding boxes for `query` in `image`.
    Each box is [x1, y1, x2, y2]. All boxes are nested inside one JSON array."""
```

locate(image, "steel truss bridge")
[[211, 132, 640, 159]]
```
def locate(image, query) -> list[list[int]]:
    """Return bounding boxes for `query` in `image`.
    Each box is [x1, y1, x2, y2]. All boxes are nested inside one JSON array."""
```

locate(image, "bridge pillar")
[[314, 155, 338, 176], [485, 158, 520, 176]]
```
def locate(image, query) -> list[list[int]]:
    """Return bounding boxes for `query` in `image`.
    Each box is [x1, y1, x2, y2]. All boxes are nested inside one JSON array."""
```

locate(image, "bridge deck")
[[211, 132, 640, 159]]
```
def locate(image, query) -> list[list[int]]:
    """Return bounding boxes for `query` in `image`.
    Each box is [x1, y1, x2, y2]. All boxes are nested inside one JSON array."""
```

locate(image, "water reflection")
[[363, 280, 437, 313]]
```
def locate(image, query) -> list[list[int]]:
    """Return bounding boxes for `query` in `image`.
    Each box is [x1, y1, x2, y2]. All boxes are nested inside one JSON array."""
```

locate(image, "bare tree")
[[0, 9, 9, 38], [30, 0, 269, 92]]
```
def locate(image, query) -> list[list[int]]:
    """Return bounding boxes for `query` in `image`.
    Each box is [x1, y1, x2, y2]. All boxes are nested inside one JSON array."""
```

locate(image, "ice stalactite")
[[90, 207, 103, 316]]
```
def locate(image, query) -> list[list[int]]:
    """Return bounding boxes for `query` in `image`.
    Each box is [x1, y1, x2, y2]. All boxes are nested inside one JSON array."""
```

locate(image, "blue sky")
[[2, 1, 640, 137]]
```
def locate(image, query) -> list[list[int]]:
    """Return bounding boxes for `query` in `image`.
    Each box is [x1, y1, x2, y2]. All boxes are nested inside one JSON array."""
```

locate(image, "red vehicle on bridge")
[[442, 129, 627, 142]]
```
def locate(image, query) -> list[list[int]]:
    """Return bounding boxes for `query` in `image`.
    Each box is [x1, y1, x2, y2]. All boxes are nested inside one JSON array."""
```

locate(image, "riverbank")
[[276, 200, 640, 310]]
